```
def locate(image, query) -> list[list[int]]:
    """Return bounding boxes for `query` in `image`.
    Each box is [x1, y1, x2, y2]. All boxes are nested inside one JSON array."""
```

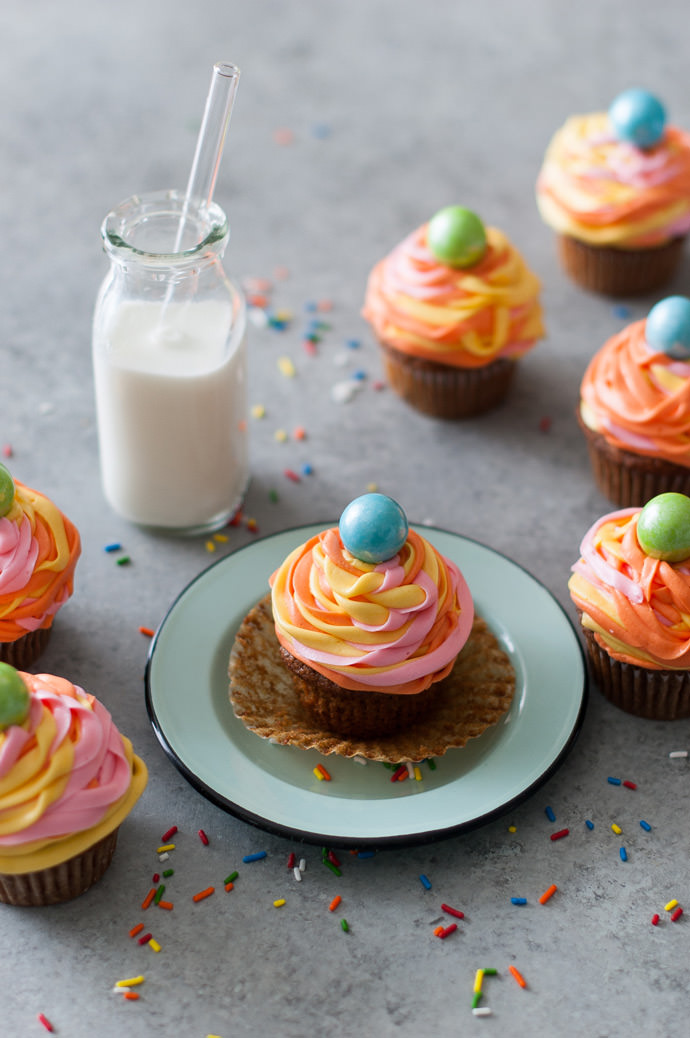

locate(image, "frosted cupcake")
[[268, 494, 474, 738], [0, 664, 148, 905], [0, 464, 80, 667], [536, 89, 690, 295], [578, 296, 690, 506], [569, 493, 690, 718], [362, 206, 544, 418]]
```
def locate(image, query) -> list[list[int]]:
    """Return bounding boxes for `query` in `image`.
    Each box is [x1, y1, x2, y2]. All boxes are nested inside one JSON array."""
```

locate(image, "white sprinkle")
[[352, 756, 368, 766], [113, 986, 130, 994], [158, 852, 169, 862], [38, 401, 54, 415], [299, 858, 307, 872], [293, 866, 302, 882], [333, 351, 351, 367], [405, 762, 415, 778], [472, 1007, 492, 1017], [248, 307, 269, 328], [331, 380, 362, 404], [669, 750, 688, 758]]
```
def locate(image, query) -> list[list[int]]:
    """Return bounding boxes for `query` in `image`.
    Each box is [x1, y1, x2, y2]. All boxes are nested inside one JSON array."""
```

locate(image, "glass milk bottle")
[[92, 189, 248, 534]]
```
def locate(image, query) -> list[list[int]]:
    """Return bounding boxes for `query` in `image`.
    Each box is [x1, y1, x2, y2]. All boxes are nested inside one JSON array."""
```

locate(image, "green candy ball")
[[427, 206, 487, 268], [0, 463, 15, 517], [0, 663, 31, 731], [636, 493, 690, 562]]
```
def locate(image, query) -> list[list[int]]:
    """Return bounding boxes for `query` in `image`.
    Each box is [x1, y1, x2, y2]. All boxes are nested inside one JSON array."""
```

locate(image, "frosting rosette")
[[0, 480, 80, 643], [0, 672, 147, 873], [270, 527, 474, 694], [580, 318, 690, 467], [537, 113, 690, 248], [569, 508, 690, 669], [362, 224, 544, 369]]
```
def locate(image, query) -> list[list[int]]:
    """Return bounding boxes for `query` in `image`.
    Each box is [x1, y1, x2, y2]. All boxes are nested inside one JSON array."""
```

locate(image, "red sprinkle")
[[2, 444, 13, 458], [671, 907, 684, 922], [538, 415, 552, 434], [623, 781, 637, 790], [152, 873, 160, 884], [550, 828, 570, 841], [137, 932, 153, 946], [327, 850, 342, 867], [438, 923, 457, 939], [287, 852, 296, 869], [284, 468, 301, 483], [37, 1014, 54, 1032], [651, 914, 660, 926], [391, 765, 408, 782], [161, 826, 178, 842], [198, 829, 209, 846], [441, 903, 465, 919]]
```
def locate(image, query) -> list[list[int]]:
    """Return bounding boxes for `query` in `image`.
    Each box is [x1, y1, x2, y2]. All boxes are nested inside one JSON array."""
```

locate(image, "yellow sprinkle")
[[149, 939, 161, 952], [473, 968, 484, 993], [115, 975, 144, 988], [366, 482, 378, 492], [413, 766, 422, 781], [611, 823, 622, 835], [665, 899, 679, 912], [157, 844, 175, 853], [508, 825, 517, 833], [214, 533, 228, 543], [273, 899, 286, 908], [274, 429, 288, 442], [313, 767, 324, 781], [278, 356, 296, 377], [274, 308, 293, 322], [251, 403, 266, 418], [205, 540, 216, 552]]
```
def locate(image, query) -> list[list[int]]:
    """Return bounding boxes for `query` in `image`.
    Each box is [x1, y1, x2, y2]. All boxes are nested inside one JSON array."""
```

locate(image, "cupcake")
[[0, 664, 148, 905], [262, 494, 474, 738], [568, 493, 690, 719], [578, 296, 690, 507], [0, 464, 81, 668], [362, 206, 544, 419], [536, 88, 690, 295]]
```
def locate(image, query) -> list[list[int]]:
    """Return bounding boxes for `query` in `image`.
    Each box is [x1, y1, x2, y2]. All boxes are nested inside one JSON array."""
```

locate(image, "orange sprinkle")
[[316, 763, 332, 781], [293, 426, 306, 440], [539, 883, 558, 905], [329, 895, 342, 912], [141, 888, 156, 910], [123, 992, 140, 1001], [225, 882, 234, 892], [157, 900, 174, 910], [433, 925, 444, 937], [508, 965, 527, 988], [193, 886, 215, 903], [138, 626, 155, 637], [129, 923, 144, 938]]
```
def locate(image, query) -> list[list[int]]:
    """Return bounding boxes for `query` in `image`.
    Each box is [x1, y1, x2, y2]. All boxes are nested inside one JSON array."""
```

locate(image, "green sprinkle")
[[472, 992, 482, 1009], [340, 918, 349, 932], [426, 758, 437, 771], [482, 968, 498, 975], [269, 489, 279, 503], [323, 860, 342, 877], [162, 869, 174, 878], [116, 555, 131, 566], [224, 871, 239, 885], [154, 884, 165, 904]]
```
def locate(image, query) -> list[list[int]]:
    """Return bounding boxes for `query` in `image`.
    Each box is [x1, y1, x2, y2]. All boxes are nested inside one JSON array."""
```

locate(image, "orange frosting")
[[580, 319, 690, 467], [569, 508, 690, 668]]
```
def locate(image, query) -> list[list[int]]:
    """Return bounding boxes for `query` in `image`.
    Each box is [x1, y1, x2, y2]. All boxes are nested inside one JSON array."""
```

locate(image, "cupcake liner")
[[582, 628, 690, 720], [379, 341, 515, 419], [557, 234, 684, 296], [0, 829, 119, 907], [0, 628, 51, 669], [578, 410, 690, 507], [229, 594, 516, 762]]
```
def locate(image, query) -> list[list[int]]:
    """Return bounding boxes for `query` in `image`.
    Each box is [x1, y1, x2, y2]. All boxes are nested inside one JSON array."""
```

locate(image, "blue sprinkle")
[[620, 846, 628, 862], [301, 464, 313, 476], [242, 851, 267, 863], [545, 806, 556, 822], [585, 819, 595, 830], [613, 305, 631, 319], [511, 897, 527, 905], [640, 820, 652, 832], [357, 850, 375, 859], [311, 123, 332, 139], [607, 777, 622, 785], [304, 301, 317, 312], [346, 338, 361, 349], [104, 542, 122, 553], [351, 370, 367, 381], [419, 873, 432, 890]]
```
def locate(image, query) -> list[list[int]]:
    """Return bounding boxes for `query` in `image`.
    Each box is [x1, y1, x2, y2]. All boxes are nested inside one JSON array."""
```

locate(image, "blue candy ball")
[[645, 296, 690, 360], [608, 88, 666, 149], [339, 494, 409, 563]]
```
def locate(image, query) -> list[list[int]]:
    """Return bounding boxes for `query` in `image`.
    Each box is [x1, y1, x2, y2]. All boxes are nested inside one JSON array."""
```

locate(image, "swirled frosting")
[[536, 113, 690, 248], [0, 672, 147, 873], [580, 318, 690, 467], [270, 527, 474, 694], [0, 480, 80, 643], [569, 508, 690, 669], [362, 225, 544, 368]]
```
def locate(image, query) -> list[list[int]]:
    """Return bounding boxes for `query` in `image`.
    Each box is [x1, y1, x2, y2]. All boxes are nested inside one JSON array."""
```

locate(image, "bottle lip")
[[101, 188, 229, 262]]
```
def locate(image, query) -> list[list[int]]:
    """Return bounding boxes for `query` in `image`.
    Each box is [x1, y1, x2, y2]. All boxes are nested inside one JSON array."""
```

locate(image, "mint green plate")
[[145, 524, 587, 848]]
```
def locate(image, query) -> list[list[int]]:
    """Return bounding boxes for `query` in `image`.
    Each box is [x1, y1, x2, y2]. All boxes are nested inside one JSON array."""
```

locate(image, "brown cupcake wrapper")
[[581, 626, 690, 720], [557, 234, 684, 296], [577, 409, 690, 508], [379, 341, 516, 419], [0, 829, 119, 906], [0, 628, 51, 669]]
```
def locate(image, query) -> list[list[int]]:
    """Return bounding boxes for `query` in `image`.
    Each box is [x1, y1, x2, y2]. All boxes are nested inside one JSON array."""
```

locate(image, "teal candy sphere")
[[645, 296, 690, 360], [608, 89, 666, 149], [427, 206, 487, 268], [339, 494, 409, 563], [637, 493, 690, 562], [0, 463, 15, 518], [0, 663, 30, 731]]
